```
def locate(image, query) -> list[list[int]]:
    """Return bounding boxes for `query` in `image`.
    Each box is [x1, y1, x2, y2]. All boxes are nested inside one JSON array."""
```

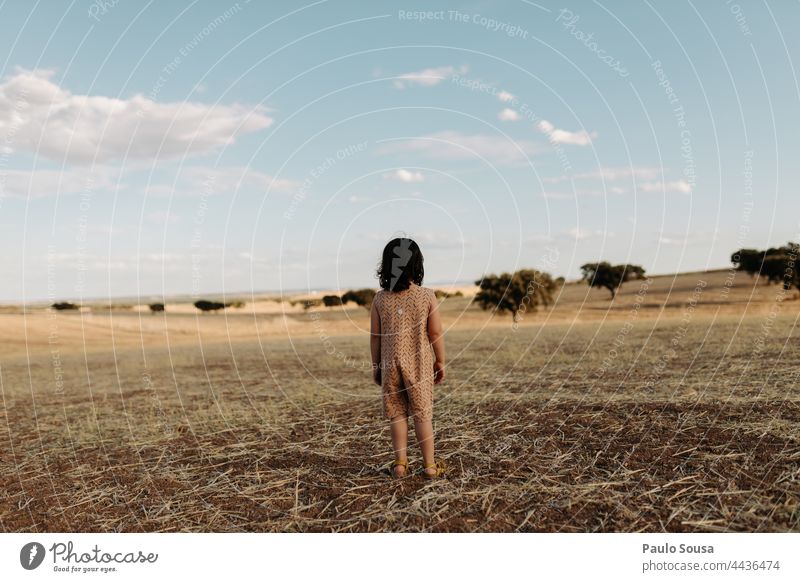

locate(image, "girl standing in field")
[[370, 238, 447, 479]]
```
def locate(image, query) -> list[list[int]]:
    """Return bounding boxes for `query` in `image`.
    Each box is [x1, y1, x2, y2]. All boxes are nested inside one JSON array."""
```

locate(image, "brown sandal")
[[422, 458, 446, 480], [390, 459, 409, 479]]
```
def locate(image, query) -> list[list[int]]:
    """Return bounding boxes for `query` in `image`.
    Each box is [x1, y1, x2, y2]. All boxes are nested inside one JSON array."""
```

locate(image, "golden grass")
[[0, 269, 799, 531]]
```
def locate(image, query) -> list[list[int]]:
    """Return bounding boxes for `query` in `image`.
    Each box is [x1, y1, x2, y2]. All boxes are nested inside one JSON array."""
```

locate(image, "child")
[[370, 238, 446, 479]]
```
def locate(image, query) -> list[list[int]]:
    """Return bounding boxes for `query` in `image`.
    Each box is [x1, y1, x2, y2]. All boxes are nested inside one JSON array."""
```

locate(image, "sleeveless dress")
[[373, 284, 437, 421]]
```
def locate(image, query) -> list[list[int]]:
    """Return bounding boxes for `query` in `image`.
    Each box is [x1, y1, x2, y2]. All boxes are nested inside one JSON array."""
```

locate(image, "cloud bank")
[[0, 68, 273, 165]]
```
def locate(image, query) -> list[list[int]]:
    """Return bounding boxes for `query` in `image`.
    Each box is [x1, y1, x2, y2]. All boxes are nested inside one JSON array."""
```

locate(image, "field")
[[1, 269, 799, 532]]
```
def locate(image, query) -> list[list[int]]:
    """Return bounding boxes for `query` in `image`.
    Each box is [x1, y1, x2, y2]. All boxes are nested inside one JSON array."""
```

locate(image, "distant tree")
[[473, 269, 557, 320], [784, 244, 800, 292], [432, 289, 465, 300], [580, 262, 646, 299], [731, 248, 767, 281], [732, 243, 799, 287], [341, 288, 376, 308], [302, 299, 322, 310], [761, 256, 789, 285], [149, 302, 165, 314], [52, 302, 79, 311], [193, 300, 227, 313], [322, 295, 342, 307]]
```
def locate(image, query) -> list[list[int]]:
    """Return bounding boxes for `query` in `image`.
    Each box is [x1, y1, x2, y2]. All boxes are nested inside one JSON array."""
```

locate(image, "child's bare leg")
[[413, 416, 435, 476], [389, 415, 409, 475]]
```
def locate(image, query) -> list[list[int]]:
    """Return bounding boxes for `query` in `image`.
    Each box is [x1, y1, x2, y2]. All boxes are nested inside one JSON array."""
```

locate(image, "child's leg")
[[389, 415, 409, 474], [413, 416, 435, 474]]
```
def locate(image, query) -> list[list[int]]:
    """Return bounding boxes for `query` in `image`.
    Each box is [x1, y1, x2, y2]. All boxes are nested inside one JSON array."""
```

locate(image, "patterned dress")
[[373, 284, 437, 421]]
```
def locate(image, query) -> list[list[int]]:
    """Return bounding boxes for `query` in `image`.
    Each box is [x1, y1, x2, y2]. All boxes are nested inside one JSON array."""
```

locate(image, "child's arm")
[[370, 300, 381, 386], [427, 292, 446, 384]]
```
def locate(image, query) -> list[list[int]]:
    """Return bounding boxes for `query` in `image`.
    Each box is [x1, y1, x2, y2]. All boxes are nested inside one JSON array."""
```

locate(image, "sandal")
[[390, 459, 409, 479], [422, 458, 446, 480]]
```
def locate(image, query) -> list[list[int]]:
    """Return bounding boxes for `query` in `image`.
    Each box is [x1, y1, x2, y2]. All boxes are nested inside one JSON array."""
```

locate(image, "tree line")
[[48, 242, 799, 319], [472, 262, 646, 319]]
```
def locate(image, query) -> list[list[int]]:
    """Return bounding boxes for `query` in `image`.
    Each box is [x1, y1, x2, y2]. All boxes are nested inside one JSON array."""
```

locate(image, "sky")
[[0, 0, 798, 302]]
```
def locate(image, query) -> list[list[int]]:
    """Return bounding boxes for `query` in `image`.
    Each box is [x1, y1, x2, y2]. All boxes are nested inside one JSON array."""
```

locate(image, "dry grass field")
[[1, 269, 799, 532]]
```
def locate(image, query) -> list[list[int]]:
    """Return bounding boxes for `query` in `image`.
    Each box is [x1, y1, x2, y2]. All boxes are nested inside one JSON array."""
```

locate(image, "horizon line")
[[2, 265, 735, 306]]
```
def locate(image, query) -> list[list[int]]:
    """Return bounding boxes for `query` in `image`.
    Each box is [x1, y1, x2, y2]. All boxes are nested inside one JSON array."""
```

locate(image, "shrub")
[[193, 300, 226, 313], [433, 289, 465, 300], [52, 302, 79, 311], [149, 303, 165, 313], [341, 288, 376, 308], [322, 295, 342, 307]]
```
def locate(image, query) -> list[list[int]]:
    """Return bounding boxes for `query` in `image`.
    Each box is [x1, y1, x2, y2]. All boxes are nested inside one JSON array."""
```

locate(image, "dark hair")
[[377, 238, 424, 291]]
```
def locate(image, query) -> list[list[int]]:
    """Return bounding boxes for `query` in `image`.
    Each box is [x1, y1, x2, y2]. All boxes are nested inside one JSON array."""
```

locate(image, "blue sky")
[[0, 0, 798, 301]]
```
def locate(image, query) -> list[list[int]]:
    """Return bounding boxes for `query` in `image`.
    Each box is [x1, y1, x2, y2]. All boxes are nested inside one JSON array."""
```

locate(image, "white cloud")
[[393, 65, 468, 89], [384, 168, 424, 183], [639, 180, 692, 194], [656, 228, 714, 245], [541, 177, 690, 197], [567, 227, 591, 240], [142, 165, 296, 197], [0, 68, 273, 165], [537, 119, 596, 146], [498, 108, 520, 121], [562, 227, 613, 240], [376, 130, 544, 166], [543, 167, 662, 184], [497, 90, 515, 102], [0, 166, 116, 198], [542, 185, 628, 199], [585, 167, 660, 181]]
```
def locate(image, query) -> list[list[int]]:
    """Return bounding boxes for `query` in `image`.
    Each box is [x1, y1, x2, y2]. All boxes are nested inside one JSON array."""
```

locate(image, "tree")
[[731, 248, 767, 281], [473, 269, 557, 320], [193, 300, 227, 313], [322, 295, 342, 307], [580, 262, 646, 299], [732, 243, 799, 287], [149, 302, 165, 314], [341, 288, 376, 308], [52, 302, 79, 311]]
